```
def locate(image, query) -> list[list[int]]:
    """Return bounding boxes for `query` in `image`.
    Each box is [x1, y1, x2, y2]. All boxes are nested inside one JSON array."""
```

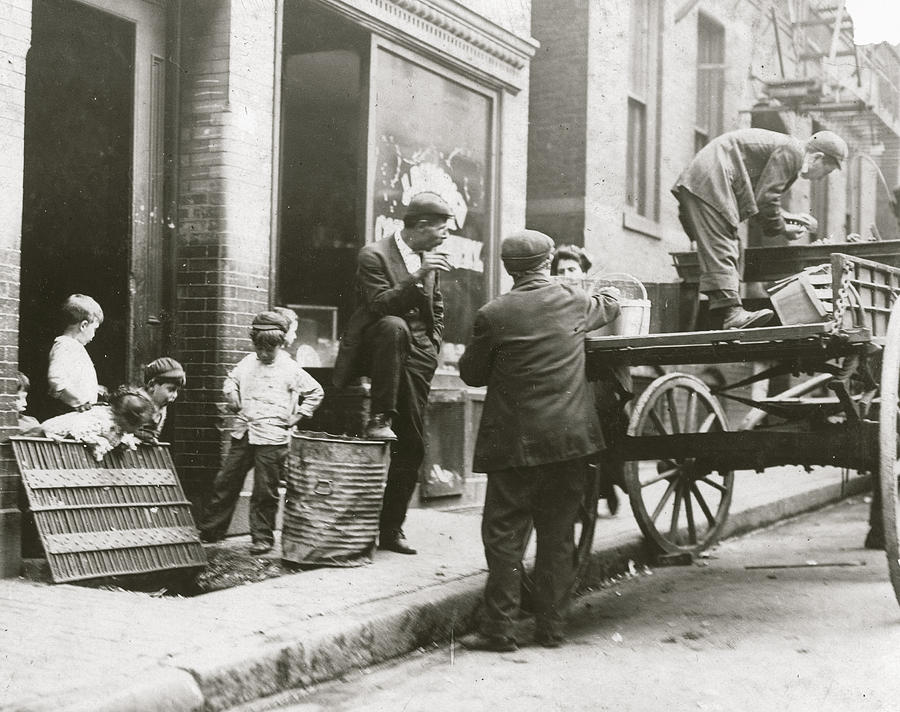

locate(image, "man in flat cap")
[[458, 230, 621, 651], [674, 128, 847, 329], [334, 192, 454, 555]]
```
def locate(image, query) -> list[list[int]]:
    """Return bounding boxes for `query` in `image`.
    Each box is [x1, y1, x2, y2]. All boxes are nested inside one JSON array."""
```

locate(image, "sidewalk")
[[0, 466, 871, 712]]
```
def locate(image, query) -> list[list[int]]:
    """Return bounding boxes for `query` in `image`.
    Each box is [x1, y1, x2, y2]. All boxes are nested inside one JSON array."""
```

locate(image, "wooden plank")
[[43, 527, 199, 555], [24, 468, 178, 489]]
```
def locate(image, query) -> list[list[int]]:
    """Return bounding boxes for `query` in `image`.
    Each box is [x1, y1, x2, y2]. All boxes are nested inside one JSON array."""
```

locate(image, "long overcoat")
[[333, 235, 443, 389], [459, 273, 620, 473]]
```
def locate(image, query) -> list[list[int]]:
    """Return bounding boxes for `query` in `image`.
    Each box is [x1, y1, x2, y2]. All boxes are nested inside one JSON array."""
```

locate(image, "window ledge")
[[622, 211, 663, 240]]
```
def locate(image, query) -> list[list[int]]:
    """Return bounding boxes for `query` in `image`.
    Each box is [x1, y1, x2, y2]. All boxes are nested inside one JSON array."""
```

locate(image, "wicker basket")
[[281, 430, 390, 567]]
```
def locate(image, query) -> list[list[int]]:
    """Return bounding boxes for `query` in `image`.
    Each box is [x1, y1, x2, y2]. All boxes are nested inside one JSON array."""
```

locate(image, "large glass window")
[[371, 48, 493, 359], [695, 14, 725, 152], [626, 0, 660, 220]]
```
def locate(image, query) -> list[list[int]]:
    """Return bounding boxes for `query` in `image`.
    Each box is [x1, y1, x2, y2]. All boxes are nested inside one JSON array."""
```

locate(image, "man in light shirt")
[[333, 193, 453, 555]]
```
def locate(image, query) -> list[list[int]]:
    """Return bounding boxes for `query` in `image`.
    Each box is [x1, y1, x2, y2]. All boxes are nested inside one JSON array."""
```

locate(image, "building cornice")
[[313, 0, 538, 93]]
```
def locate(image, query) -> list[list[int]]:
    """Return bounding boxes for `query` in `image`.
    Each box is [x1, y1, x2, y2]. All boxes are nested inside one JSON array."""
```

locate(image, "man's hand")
[[597, 285, 622, 301], [415, 252, 452, 279]]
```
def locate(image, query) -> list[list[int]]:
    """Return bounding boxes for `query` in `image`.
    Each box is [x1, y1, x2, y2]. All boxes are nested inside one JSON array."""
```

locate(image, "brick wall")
[[0, 0, 30, 576], [173, 0, 277, 503], [526, 0, 589, 244]]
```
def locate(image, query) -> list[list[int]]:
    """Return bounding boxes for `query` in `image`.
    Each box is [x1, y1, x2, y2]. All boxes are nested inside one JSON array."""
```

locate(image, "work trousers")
[[480, 459, 589, 639], [677, 187, 742, 310], [362, 315, 438, 536], [198, 435, 287, 545]]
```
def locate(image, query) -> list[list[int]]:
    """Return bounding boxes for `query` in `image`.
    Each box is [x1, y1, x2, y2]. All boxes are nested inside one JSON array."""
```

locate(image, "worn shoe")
[[365, 413, 398, 440], [721, 307, 775, 330], [534, 630, 566, 648], [249, 541, 273, 555], [379, 530, 417, 555], [198, 531, 224, 544], [459, 632, 518, 652], [864, 528, 885, 550]]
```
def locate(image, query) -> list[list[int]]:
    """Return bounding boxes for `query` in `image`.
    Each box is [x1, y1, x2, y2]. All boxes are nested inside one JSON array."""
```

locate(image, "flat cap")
[[251, 310, 289, 332], [143, 357, 186, 385], [501, 230, 555, 272], [807, 130, 848, 166], [405, 192, 454, 220]]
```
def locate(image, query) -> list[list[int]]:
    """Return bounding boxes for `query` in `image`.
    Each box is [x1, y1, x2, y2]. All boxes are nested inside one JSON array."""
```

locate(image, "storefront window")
[[371, 48, 492, 368]]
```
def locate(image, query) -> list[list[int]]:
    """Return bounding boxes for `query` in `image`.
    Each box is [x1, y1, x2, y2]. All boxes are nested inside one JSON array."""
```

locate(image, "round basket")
[[588, 272, 650, 337], [281, 430, 390, 567]]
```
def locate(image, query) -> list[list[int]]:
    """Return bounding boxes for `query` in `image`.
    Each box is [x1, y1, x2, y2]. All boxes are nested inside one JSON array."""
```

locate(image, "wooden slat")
[[23, 468, 178, 489], [43, 527, 199, 555]]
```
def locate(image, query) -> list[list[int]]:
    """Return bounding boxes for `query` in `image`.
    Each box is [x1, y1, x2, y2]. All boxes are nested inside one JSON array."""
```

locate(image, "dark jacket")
[[333, 234, 444, 389], [673, 128, 804, 236], [459, 274, 620, 472]]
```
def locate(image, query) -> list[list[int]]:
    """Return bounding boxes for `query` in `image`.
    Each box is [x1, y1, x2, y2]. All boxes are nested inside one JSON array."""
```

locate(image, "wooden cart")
[[575, 252, 900, 605]]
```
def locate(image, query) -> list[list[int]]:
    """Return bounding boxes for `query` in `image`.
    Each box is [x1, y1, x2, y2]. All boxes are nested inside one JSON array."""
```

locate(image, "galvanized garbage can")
[[281, 430, 390, 567]]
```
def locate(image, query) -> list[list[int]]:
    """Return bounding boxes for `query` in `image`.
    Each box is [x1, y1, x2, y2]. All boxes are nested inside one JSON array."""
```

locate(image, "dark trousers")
[[363, 316, 438, 535], [480, 459, 588, 639], [198, 435, 286, 545], [677, 187, 742, 310]]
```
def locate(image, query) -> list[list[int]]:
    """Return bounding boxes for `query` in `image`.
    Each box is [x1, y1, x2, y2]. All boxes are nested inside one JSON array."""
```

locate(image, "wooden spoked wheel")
[[878, 298, 900, 606], [624, 373, 735, 554]]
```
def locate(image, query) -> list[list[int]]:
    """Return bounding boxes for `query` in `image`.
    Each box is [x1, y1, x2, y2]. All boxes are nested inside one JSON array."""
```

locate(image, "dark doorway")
[[20, 0, 134, 419]]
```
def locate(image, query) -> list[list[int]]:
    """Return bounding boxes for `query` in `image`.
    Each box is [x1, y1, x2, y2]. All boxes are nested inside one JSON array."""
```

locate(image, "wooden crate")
[[767, 266, 832, 325], [12, 438, 206, 583]]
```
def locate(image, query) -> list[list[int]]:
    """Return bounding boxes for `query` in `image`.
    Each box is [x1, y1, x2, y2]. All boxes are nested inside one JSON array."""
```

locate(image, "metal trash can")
[[281, 430, 390, 567]]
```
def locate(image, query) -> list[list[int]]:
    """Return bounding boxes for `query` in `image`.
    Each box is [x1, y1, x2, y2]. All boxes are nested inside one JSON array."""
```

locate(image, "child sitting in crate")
[[136, 357, 186, 443], [197, 310, 325, 555], [36, 386, 157, 461]]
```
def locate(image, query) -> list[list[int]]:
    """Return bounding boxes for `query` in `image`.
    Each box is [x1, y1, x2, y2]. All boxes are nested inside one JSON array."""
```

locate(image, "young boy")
[[47, 294, 105, 415], [15, 371, 40, 434], [137, 357, 186, 443], [198, 311, 324, 554]]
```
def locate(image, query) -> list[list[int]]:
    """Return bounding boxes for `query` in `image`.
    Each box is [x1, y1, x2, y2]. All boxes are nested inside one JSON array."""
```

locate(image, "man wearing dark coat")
[[673, 128, 847, 329], [333, 193, 453, 555], [458, 230, 621, 651]]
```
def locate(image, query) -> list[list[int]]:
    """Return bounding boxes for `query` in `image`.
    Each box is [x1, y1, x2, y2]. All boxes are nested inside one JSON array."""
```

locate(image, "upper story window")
[[695, 14, 725, 153], [626, 0, 661, 220]]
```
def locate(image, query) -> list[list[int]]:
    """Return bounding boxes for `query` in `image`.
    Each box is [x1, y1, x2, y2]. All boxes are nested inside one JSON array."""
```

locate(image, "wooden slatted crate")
[[11, 437, 206, 583]]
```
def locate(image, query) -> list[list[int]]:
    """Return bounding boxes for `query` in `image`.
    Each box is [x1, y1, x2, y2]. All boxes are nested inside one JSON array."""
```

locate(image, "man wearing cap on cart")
[[333, 192, 453, 555], [458, 230, 621, 651], [674, 128, 848, 330]]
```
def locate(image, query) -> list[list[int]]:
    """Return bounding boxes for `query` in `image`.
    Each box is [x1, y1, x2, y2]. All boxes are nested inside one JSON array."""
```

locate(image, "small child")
[[274, 305, 321, 368], [137, 357, 186, 443], [15, 371, 40, 434], [47, 294, 105, 415], [38, 386, 157, 461], [198, 310, 325, 554]]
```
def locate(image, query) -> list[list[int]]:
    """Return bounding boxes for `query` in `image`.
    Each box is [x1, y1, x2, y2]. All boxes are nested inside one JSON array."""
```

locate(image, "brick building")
[[0, 0, 537, 576], [527, 0, 900, 293]]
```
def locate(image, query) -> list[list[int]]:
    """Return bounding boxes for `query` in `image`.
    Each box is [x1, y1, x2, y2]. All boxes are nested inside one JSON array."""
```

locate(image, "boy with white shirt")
[[46, 294, 105, 415], [198, 310, 324, 554]]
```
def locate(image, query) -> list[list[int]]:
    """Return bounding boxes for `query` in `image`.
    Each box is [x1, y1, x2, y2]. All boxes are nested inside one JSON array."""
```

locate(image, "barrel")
[[281, 430, 390, 567]]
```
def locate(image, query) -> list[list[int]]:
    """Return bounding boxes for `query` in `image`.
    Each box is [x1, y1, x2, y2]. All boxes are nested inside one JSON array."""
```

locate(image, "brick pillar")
[[173, 0, 278, 505], [0, 0, 31, 577]]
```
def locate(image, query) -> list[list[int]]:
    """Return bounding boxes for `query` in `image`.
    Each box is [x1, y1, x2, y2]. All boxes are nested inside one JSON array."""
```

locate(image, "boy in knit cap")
[[198, 310, 324, 554], [137, 357, 187, 443]]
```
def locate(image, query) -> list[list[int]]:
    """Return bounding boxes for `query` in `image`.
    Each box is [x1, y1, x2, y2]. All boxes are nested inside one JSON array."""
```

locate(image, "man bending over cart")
[[673, 128, 847, 330]]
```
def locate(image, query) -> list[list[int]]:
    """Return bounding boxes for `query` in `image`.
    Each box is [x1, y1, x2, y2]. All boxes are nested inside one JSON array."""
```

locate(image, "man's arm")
[[584, 287, 622, 333], [754, 145, 803, 236], [357, 248, 425, 316], [431, 273, 444, 345], [458, 311, 493, 387]]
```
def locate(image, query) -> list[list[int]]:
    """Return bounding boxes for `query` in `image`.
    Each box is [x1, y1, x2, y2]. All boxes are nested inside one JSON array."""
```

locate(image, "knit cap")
[[143, 357, 186, 385]]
